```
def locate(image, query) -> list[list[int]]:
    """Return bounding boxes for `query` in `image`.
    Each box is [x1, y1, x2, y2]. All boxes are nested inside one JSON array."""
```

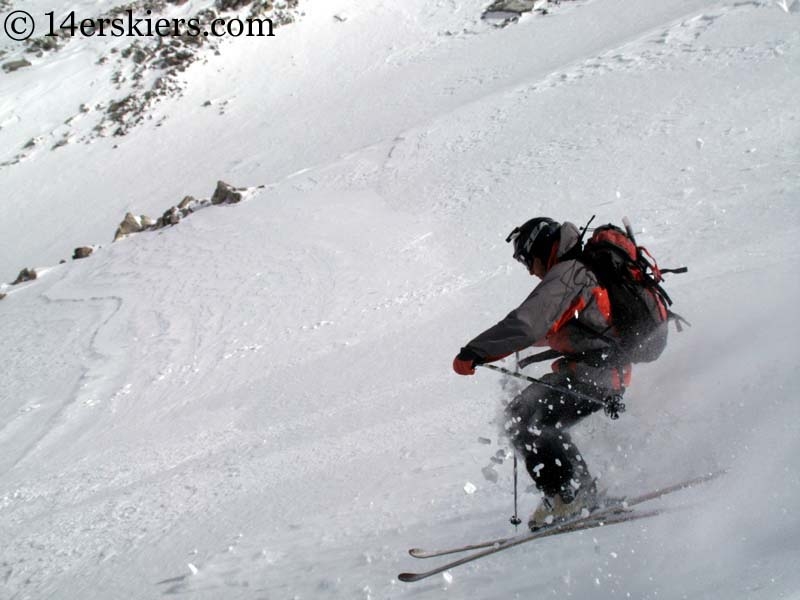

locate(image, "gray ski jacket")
[[463, 222, 630, 390]]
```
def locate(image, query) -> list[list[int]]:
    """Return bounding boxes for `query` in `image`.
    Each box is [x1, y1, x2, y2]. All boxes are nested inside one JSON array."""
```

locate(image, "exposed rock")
[[106, 94, 146, 137], [216, 0, 254, 11], [2, 59, 32, 73], [485, 0, 545, 13], [0, 292, 6, 300], [25, 35, 63, 55], [483, 0, 548, 25], [177, 195, 211, 217], [4, 0, 303, 156], [211, 180, 243, 205], [160, 206, 182, 227], [73, 246, 94, 260], [110, 181, 247, 240], [12, 268, 37, 285], [178, 195, 198, 210], [114, 212, 144, 240]]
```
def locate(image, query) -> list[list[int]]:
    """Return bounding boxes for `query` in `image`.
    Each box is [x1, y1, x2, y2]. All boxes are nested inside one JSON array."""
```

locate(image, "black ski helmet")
[[505, 217, 560, 268]]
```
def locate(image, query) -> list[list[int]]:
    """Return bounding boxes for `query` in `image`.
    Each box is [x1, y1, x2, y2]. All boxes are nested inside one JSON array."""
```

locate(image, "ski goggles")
[[506, 222, 554, 268], [505, 227, 529, 267]]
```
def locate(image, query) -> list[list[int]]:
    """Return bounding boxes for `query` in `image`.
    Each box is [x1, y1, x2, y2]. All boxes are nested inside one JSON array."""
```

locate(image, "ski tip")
[[398, 572, 422, 583], [408, 548, 423, 557]]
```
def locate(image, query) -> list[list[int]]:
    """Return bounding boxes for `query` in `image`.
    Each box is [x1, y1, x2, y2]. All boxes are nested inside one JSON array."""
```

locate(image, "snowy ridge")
[[1, 0, 800, 598]]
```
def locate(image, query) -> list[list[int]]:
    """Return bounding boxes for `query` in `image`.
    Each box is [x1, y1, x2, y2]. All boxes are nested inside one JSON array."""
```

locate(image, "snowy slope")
[[1, 0, 800, 598]]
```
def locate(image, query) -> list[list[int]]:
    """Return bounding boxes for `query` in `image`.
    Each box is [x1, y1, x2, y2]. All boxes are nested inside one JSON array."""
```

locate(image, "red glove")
[[453, 356, 476, 375], [453, 347, 482, 376]]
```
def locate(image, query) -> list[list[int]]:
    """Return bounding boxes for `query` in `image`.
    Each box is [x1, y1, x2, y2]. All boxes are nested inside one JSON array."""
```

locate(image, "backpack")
[[580, 219, 686, 364]]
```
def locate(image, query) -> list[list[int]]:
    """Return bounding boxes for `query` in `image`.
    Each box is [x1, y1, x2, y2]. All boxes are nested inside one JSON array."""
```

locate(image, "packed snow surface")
[[1, 0, 799, 598]]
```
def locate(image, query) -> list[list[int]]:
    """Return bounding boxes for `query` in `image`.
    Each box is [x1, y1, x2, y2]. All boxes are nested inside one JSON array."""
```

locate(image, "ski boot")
[[528, 480, 600, 531]]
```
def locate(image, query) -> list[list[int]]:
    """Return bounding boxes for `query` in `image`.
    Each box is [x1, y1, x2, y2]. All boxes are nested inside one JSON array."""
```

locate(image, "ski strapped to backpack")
[[579, 216, 688, 364]]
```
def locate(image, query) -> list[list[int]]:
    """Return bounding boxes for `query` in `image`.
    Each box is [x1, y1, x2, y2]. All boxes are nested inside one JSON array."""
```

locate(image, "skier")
[[453, 218, 633, 530]]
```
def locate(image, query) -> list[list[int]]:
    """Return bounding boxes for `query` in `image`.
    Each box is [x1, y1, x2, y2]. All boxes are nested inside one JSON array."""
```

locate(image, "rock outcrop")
[[12, 268, 37, 285], [4, 180, 258, 291], [114, 212, 146, 241], [113, 180, 248, 239], [2, 59, 32, 73], [483, 0, 551, 25], [211, 181, 243, 205]]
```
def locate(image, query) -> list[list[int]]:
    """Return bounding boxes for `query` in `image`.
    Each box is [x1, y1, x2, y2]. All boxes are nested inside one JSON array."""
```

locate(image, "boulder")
[[178, 195, 198, 210], [114, 212, 144, 240], [211, 180, 243, 205], [12, 268, 37, 285], [216, 0, 254, 11], [484, 0, 544, 12], [73, 246, 94, 260], [2, 59, 32, 73], [178, 195, 200, 216], [160, 206, 181, 226]]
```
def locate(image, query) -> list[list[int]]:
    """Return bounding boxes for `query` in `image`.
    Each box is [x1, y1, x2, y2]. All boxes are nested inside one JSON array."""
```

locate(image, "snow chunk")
[[464, 481, 477, 495], [482, 465, 499, 483], [443, 571, 453, 585]]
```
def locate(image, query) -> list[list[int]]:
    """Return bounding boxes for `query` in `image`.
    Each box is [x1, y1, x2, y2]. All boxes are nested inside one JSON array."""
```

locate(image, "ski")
[[407, 470, 723, 561], [399, 470, 724, 580], [410, 538, 513, 560], [398, 507, 664, 582], [408, 506, 630, 559]]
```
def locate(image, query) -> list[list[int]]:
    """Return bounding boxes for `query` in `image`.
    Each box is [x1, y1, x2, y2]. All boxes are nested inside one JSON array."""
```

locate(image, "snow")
[[1, 0, 799, 598]]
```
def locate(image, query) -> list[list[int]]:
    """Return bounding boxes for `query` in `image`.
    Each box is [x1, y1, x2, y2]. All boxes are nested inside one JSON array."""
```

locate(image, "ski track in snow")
[[1, 0, 799, 598]]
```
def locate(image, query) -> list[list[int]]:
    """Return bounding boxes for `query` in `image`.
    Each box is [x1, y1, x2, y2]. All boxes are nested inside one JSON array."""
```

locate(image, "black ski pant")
[[504, 372, 612, 500]]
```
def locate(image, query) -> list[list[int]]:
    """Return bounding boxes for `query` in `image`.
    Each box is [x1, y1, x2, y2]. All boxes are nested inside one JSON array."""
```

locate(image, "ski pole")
[[510, 352, 522, 528], [511, 456, 521, 527], [477, 363, 625, 419]]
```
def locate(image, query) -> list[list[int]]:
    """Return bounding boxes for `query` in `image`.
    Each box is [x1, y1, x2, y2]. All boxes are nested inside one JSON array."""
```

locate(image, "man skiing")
[[453, 218, 633, 530]]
